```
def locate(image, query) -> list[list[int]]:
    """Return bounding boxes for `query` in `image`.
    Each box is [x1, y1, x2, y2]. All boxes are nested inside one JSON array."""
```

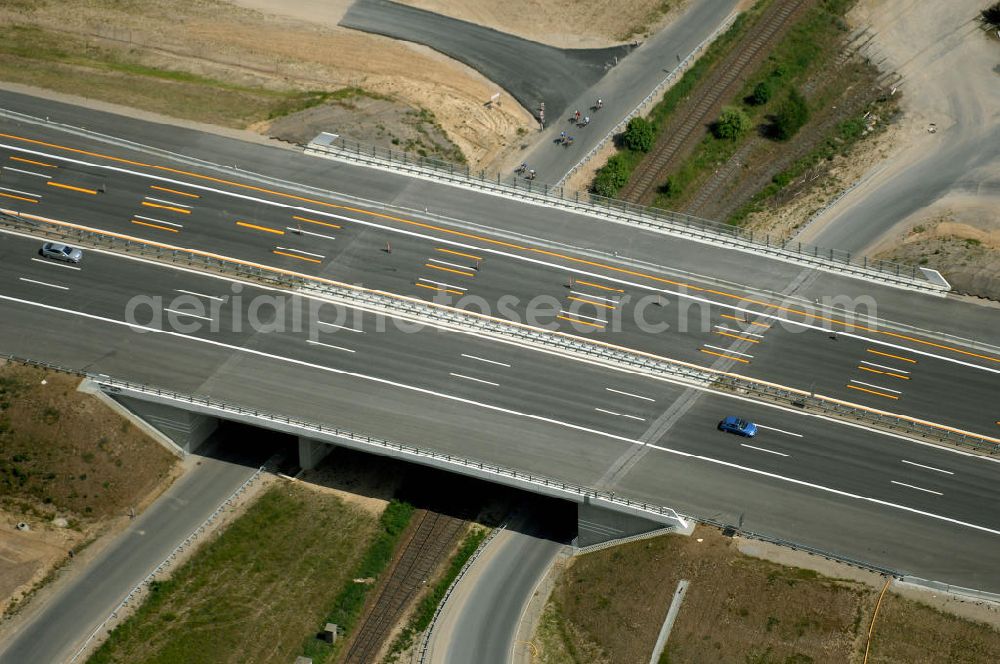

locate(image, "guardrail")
[[68, 462, 270, 662], [3, 210, 995, 457], [556, 12, 740, 187], [305, 136, 940, 293]]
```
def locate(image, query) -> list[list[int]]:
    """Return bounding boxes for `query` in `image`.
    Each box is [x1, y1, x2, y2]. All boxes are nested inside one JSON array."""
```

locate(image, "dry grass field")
[[533, 526, 1000, 664]]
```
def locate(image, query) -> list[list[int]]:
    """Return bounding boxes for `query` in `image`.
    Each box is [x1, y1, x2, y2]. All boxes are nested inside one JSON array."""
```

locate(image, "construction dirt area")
[[0, 0, 685, 170], [0, 362, 178, 620], [531, 526, 1000, 664]]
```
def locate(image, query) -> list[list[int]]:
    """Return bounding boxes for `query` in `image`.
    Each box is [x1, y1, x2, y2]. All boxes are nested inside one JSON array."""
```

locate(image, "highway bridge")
[[1, 92, 1000, 593]]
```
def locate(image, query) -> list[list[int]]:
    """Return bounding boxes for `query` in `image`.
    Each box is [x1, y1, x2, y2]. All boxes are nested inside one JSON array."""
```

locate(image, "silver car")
[[40, 242, 83, 263]]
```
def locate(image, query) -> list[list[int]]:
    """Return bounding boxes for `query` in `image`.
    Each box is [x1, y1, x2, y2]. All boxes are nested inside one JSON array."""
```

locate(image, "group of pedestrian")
[[516, 162, 536, 180]]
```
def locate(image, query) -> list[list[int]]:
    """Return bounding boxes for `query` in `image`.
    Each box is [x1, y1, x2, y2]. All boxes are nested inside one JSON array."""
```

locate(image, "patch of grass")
[[382, 527, 487, 662], [87, 484, 381, 664], [300, 500, 415, 663], [0, 24, 344, 128]]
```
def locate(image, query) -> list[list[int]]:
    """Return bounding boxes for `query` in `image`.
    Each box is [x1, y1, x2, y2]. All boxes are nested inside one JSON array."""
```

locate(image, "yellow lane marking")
[[700, 349, 750, 364], [47, 181, 97, 195], [846, 384, 899, 400], [415, 283, 464, 296], [714, 330, 760, 343], [556, 314, 605, 329], [131, 219, 179, 233], [236, 220, 284, 235], [8, 130, 999, 367], [858, 366, 910, 380], [575, 279, 624, 293], [567, 296, 615, 310], [293, 215, 341, 229], [0, 191, 38, 203], [436, 247, 482, 261], [141, 201, 191, 215], [273, 249, 320, 263], [13, 204, 1000, 448], [10, 156, 56, 168], [425, 263, 474, 277], [867, 348, 917, 363], [150, 184, 200, 198]]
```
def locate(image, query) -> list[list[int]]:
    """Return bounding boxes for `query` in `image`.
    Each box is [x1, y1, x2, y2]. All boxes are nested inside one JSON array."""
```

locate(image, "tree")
[[592, 154, 630, 197], [713, 106, 752, 140], [622, 117, 654, 152], [749, 80, 772, 106], [772, 88, 809, 141], [982, 2, 1000, 27]]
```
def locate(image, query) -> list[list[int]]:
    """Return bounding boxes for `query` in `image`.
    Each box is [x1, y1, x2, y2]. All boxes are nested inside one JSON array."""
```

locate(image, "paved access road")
[[0, 123, 996, 442], [0, 439, 268, 664], [2, 233, 1000, 591]]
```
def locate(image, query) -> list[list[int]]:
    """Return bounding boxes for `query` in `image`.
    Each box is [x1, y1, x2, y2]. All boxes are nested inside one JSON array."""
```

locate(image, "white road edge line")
[[164, 308, 212, 321], [30, 258, 80, 271], [449, 372, 499, 387], [890, 480, 942, 496], [741, 443, 789, 457], [5, 291, 1000, 538], [754, 424, 804, 438], [175, 289, 225, 302], [605, 387, 655, 402], [900, 459, 954, 475], [850, 379, 901, 394], [461, 353, 511, 367], [306, 339, 356, 353], [18, 277, 68, 290]]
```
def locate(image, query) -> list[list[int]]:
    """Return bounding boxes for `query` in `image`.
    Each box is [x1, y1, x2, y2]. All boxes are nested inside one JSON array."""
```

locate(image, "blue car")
[[719, 416, 757, 438]]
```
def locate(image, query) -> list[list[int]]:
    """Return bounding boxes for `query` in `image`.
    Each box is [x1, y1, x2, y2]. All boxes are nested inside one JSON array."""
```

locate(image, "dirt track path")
[[619, 0, 813, 206]]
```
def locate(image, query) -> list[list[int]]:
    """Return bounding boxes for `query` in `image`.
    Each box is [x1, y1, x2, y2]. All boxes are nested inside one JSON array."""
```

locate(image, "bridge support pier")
[[298, 437, 333, 470]]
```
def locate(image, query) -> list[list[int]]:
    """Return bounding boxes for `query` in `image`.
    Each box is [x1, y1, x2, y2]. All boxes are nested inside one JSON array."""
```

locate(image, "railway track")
[[619, 0, 814, 206], [340, 510, 467, 664]]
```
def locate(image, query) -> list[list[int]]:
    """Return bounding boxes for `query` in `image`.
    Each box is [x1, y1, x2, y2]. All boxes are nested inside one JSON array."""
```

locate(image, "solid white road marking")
[[450, 372, 499, 387], [175, 289, 225, 302], [461, 353, 511, 367], [30, 258, 81, 270], [594, 407, 646, 422], [6, 142, 998, 377], [850, 379, 901, 394], [861, 360, 910, 374], [164, 308, 212, 321], [2, 166, 49, 179], [754, 424, 804, 438], [134, 215, 183, 228], [429, 258, 475, 271], [317, 321, 364, 333], [418, 278, 467, 291], [714, 325, 764, 338], [19, 277, 68, 290], [287, 227, 336, 241], [144, 196, 191, 208], [702, 344, 753, 358], [3, 291, 1000, 538], [891, 480, 942, 496], [900, 459, 954, 475], [0, 185, 42, 198], [741, 443, 789, 457], [570, 290, 617, 303], [559, 309, 606, 324], [605, 387, 655, 402], [275, 246, 325, 259], [306, 339, 356, 353]]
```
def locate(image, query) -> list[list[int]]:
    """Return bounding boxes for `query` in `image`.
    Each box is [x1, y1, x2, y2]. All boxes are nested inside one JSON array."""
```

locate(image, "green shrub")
[[622, 117, 654, 152], [713, 106, 752, 140], [592, 154, 631, 197], [772, 88, 809, 140], [749, 80, 772, 106]]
